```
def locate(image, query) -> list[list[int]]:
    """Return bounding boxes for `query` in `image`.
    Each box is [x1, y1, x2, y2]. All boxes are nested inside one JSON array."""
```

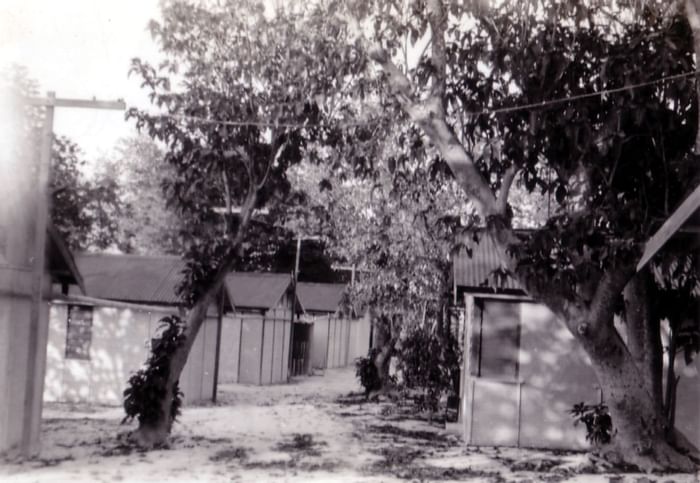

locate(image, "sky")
[[0, 0, 163, 166]]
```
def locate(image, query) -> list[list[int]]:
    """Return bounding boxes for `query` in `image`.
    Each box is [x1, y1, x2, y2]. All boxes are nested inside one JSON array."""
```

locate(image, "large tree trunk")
[[569, 308, 696, 472], [623, 269, 664, 415], [371, 314, 397, 394], [130, 292, 216, 448]]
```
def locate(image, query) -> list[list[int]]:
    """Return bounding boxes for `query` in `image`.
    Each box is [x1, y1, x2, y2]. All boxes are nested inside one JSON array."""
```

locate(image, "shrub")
[[570, 401, 613, 445], [122, 315, 186, 430], [396, 324, 460, 413], [356, 348, 382, 396]]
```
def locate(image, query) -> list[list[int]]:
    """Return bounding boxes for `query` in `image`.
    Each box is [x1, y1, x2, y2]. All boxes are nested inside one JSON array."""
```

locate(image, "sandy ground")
[[1, 367, 698, 482]]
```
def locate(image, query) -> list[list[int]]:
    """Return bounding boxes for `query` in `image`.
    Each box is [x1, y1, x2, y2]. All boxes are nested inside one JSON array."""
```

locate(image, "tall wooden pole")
[[286, 237, 302, 380], [21, 92, 55, 453], [19, 94, 124, 455]]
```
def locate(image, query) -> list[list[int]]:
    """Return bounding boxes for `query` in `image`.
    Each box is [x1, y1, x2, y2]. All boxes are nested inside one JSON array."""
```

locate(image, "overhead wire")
[[142, 69, 699, 130]]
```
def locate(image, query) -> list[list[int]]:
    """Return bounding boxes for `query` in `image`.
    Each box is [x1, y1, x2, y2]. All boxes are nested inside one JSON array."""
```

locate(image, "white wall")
[[44, 302, 217, 406], [0, 278, 50, 457], [348, 311, 372, 362], [463, 297, 596, 450], [309, 313, 371, 370], [223, 311, 291, 385]]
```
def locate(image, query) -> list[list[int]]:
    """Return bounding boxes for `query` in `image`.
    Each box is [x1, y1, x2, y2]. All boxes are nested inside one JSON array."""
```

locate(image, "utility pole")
[[20, 93, 124, 455]]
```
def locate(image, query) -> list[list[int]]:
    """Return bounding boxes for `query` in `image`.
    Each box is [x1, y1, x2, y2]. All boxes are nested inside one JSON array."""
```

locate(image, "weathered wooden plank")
[[637, 184, 700, 271]]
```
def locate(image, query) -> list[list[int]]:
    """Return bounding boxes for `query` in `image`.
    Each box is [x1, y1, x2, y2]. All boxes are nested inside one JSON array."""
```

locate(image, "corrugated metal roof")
[[70, 253, 185, 304], [224, 272, 293, 311], [453, 233, 522, 291], [296, 282, 346, 313]]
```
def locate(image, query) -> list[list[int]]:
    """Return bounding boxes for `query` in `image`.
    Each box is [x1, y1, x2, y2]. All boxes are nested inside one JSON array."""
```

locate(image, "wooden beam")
[[637, 184, 700, 271], [24, 97, 125, 110]]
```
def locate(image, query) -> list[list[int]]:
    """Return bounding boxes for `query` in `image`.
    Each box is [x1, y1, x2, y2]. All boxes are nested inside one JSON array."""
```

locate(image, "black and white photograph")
[[0, 1, 699, 481]]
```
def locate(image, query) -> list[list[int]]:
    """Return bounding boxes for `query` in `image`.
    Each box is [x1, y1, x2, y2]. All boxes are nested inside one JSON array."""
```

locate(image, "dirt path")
[[1, 367, 697, 482]]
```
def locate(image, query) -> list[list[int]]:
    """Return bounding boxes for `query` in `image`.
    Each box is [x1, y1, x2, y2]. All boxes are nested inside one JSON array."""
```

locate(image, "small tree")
[[292, 119, 470, 394], [50, 136, 126, 251], [125, 0, 361, 446], [99, 135, 185, 255]]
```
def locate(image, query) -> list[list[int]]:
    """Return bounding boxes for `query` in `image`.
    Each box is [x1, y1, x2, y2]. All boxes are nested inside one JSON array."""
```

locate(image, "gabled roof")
[[296, 282, 346, 313], [224, 272, 293, 311], [69, 253, 185, 304], [453, 233, 521, 292]]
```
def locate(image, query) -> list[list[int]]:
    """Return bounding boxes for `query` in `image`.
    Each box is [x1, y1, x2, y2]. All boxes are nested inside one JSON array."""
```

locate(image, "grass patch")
[[368, 424, 452, 443], [336, 393, 368, 405], [209, 447, 248, 463], [397, 466, 507, 481], [276, 433, 327, 457]]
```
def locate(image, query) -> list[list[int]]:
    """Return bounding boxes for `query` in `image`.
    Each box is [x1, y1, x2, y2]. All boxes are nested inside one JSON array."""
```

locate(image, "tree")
[[126, 0, 359, 446], [3, 65, 126, 252], [50, 136, 126, 251], [291, 121, 471, 396], [333, 0, 700, 471], [99, 135, 185, 255]]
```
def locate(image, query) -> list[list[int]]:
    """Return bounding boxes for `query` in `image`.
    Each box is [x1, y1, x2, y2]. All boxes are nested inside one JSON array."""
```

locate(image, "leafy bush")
[[396, 324, 460, 413], [570, 402, 613, 445], [122, 315, 186, 430], [356, 349, 382, 396]]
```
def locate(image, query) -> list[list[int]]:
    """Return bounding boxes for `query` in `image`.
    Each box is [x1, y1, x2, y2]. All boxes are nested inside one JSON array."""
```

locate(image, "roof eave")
[[47, 223, 85, 294]]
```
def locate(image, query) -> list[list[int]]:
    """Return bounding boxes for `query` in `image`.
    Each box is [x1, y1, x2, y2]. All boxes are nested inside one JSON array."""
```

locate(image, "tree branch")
[[257, 133, 287, 191], [589, 265, 635, 332], [221, 169, 233, 235], [224, 147, 255, 193], [496, 165, 517, 214], [427, 0, 447, 104], [369, 46, 498, 215]]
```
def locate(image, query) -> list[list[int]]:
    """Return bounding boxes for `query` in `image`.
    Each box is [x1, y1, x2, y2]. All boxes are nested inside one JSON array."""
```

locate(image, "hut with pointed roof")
[[453, 224, 700, 450], [297, 282, 371, 371], [218, 272, 302, 385]]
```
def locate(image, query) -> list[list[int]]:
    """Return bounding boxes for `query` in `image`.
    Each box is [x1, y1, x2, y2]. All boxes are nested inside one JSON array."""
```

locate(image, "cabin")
[[44, 253, 220, 406], [454, 235, 598, 449], [453, 222, 700, 449], [297, 282, 371, 371], [218, 272, 301, 384]]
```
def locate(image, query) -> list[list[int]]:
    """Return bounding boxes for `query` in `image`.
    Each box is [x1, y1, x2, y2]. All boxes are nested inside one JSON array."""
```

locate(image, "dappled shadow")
[[44, 303, 217, 407]]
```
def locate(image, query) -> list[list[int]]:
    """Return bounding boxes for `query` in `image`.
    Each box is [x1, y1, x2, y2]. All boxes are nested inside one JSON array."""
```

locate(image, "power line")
[[167, 114, 377, 129], [143, 69, 699, 129], [467, 70, 698, 117]]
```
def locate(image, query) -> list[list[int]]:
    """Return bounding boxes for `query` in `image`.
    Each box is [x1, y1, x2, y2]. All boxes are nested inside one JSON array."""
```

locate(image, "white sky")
[[0, 0, 163, 165]]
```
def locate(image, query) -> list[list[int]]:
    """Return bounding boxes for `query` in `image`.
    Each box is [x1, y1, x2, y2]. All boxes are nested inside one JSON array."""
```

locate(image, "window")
[[471, 300, 520, 380], [65, 304, 93, 360]]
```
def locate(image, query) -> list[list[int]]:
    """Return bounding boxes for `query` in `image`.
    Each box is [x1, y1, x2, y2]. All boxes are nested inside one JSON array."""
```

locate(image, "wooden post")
[[324, 315, 331, 369], [236, 317, 244, 383], [211, 287, 224, 402], [286, 238, 300, 381], [269, 316, 276, 382], [259, 315, 266, 385], [22, 92, 54, 454], [19, 93, 124, 456], [462, 294, 475, 445]]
